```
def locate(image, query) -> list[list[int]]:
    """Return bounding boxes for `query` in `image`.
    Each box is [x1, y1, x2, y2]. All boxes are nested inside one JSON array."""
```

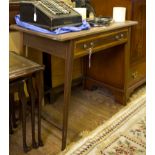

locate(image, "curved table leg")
[[35, 71, 44, 147], [26, 78, 38, 148], [18, 81, 31, 153], [9, 93, 14, 134]]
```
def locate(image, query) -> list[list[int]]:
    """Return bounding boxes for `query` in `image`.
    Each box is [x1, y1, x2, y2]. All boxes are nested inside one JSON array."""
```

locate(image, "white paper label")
[[34, 13, 37, 22]]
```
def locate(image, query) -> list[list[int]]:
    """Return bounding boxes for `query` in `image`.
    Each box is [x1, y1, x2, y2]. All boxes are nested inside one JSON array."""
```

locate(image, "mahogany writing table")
[[10, 21, 137, 150]]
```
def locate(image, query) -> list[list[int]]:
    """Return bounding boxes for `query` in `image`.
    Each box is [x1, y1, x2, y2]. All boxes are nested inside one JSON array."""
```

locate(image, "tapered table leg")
[[61, 42, 74, 150]]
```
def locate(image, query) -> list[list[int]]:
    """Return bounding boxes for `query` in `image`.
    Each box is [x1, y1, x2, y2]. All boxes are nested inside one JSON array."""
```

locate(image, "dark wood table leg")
[[35, 71, 44, 147], [61, 42, 74, 150], [26, 78, 38, 148], [43, 53, 54, 104], [9, 93, 14, 134], [10, 92, 17, 128], [9, 110, 14, 134], [18, 81, 31, 153]]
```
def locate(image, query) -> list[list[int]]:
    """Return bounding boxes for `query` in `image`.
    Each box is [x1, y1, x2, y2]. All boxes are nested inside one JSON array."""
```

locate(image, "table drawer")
[[129, 61, 146, 86], [74, 29, 128, 58]]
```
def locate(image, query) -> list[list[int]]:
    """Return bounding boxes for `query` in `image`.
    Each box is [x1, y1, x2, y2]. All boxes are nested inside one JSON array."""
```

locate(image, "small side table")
[[9, 51, 44, 152]]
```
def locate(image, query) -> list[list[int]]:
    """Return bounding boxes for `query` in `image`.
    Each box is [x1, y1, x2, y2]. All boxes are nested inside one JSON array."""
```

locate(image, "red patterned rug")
[[60, 87, 146, 155]]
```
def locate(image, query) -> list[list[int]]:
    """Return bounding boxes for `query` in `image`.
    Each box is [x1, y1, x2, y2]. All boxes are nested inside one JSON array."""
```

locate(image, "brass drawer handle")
[[115, 34, 125, 40], [83, 42, 94, 49], [83, 44, 88, 49], [120, 33, 124, 38], [115, 35, 120, 40], [132, 71, 138, 79], [90, 42, 94, 47]]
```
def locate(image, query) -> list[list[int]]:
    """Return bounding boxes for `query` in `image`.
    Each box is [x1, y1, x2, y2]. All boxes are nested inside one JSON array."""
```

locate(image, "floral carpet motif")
[[99, 135, 145, 155], [98, 117, 146, 155], [60, 87, 146, 155]]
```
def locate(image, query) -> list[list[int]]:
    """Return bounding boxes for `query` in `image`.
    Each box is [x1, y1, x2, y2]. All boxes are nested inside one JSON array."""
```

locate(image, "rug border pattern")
[[61, 92, 146, 155]]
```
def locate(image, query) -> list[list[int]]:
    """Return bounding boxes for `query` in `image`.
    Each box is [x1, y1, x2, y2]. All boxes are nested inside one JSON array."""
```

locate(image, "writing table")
[[10, 21, 137, 150]]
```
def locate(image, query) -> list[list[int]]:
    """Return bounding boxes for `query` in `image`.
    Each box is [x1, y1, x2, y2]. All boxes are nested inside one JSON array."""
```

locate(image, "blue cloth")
[[15, 15, 90, 35]]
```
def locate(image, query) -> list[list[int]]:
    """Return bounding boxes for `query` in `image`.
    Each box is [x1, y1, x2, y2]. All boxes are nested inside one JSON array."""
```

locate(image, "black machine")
[[20, 0, 82, 30]]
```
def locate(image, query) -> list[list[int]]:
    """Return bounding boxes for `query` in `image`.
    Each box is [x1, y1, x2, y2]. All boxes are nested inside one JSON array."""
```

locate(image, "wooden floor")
[[9, 86, 124, 155]]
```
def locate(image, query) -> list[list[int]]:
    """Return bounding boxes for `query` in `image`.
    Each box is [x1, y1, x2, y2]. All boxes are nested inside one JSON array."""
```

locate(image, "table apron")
[[23, 33, 69, 59]]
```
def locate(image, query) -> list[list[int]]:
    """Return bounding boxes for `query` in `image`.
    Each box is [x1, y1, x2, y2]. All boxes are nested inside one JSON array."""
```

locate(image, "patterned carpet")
[[60, 87, 146, 155], [9, 86, 145, 155]]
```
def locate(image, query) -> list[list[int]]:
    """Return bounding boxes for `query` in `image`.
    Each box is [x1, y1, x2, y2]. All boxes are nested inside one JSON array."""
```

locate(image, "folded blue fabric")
[[15, 15, 90, 35]]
